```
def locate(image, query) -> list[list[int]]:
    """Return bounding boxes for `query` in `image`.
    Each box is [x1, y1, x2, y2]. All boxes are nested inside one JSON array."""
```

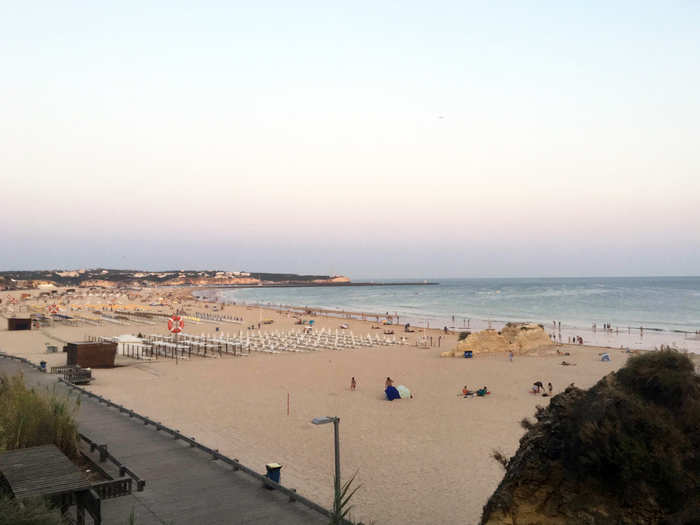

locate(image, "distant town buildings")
[[0, 269, 344, 289]]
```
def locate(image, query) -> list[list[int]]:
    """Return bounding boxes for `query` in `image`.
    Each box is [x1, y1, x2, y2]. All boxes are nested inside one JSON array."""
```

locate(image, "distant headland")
[[0, 269, 437, 291]]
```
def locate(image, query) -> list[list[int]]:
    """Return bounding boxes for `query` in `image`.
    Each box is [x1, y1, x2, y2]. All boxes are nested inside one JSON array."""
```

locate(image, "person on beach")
[[462, 385, 470, 396], [385, 377, 393, 388], [548, 382, 553, 394], [351, 377, 357, 391], [509, 351, 513, 362], [533, 381, 544, 393]]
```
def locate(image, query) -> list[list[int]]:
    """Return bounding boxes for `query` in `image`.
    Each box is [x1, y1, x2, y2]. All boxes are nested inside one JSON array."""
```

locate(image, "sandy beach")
[[1, 287, 697, 525]]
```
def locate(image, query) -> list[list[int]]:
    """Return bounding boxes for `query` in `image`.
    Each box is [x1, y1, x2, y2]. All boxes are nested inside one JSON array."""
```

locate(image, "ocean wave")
[[216, 278, 700, 334]]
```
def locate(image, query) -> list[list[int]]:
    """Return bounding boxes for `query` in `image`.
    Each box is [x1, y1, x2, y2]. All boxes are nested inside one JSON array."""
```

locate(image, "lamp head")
[[311, 416, 337, 425]]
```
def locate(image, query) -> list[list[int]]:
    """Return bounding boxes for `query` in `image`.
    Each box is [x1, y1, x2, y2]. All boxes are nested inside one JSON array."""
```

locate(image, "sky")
[[1, 2, 699, 278]]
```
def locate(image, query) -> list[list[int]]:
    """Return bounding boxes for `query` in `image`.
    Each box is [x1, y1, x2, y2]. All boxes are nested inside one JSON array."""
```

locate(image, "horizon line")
[[1, 268, 699, 281]]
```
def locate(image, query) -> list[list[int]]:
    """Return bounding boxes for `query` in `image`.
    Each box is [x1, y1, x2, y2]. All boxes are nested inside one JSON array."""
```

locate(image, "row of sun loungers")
[[187, 328, 400, 354], [138, 329, 399, 357], [106, 327, 402, 364]]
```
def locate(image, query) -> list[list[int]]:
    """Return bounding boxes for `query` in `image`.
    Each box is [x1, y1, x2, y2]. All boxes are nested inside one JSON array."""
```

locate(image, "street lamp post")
[[311, 416, 340, 514]]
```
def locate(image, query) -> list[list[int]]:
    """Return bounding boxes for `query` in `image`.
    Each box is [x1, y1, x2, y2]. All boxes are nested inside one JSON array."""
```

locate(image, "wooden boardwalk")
[[0, 358, 327, 525]]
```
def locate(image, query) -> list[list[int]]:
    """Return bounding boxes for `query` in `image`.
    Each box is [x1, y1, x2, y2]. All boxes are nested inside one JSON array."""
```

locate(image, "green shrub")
[[616, 349, 699, 410], [0, 495, 66, 525], [330, 472, 361, 525], [0, 374, 80, 458], [546, 351, 699, 511], [458, 331, 471, 341]]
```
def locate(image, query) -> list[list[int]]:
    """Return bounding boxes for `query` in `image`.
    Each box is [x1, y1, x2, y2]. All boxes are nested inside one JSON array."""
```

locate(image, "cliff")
[[480, 350, 700, 525]]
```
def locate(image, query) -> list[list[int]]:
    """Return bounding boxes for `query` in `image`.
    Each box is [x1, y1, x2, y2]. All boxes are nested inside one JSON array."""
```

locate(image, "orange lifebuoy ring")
[[48, 304, 59, 314], [167, 315, 184, 333]]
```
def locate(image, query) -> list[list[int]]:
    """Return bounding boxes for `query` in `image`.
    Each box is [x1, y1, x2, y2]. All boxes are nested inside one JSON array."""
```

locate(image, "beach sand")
[[1, 288, 694, 524]]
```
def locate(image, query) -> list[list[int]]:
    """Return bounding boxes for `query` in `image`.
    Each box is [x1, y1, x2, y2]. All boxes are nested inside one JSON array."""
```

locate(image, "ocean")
[[216, 276, 700, 335]]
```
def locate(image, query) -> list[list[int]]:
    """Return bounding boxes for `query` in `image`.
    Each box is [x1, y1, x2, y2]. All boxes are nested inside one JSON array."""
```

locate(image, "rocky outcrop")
[[480, 350, 700, 525], [441, 323, 554, 357]]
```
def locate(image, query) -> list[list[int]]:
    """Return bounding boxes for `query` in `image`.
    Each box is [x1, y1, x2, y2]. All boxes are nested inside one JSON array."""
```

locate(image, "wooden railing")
[[79, 434, 145, 492], [50, 365, 75, 374], [91, 478, 132, 499], [49, 365, 92, 384], [0, 352, 336, 522]]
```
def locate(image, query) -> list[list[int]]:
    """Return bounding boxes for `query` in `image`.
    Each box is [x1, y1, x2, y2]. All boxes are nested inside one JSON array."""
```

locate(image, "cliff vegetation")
[[481, 350, 700, 525]]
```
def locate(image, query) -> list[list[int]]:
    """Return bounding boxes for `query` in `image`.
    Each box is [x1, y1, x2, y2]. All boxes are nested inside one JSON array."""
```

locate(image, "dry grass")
[[0, 373, 80, 458]]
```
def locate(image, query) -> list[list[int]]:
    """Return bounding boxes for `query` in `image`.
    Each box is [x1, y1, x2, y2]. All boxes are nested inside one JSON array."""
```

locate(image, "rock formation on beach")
[[441, 323, 554, 357], [480, 350, 700, 525]]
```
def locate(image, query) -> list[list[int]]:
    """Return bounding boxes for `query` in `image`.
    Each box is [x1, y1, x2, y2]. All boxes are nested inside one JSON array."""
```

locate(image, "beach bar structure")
[[7, 317, 32, 331], [0, 445, 101, 524], [64, 341, 117, 368]]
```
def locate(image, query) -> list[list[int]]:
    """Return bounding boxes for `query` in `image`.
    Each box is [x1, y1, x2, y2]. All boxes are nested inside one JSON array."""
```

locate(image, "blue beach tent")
[[385, 386, 401, 401]]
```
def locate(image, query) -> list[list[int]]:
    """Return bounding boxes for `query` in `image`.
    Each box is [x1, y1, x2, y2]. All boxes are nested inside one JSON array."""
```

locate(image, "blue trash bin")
[[464, 351, 473, 358], [265, 463, 282, 484], [40, 361, 47, 372]]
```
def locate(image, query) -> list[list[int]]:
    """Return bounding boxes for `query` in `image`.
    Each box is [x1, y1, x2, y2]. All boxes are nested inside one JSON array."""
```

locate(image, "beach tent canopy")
[[396, 385, 411, 399], [385, 386, 401, 401], [115, 334, 143, 343]]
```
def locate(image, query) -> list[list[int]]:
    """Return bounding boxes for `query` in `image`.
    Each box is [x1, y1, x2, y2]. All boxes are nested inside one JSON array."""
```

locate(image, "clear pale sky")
[[2, 2, 699, 278]]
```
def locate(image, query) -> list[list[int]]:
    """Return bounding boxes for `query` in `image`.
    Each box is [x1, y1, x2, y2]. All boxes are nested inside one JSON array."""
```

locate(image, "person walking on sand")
[[509, 351, 514, 362], [548, 382, 553, 394], [351, 377, 357, 391]]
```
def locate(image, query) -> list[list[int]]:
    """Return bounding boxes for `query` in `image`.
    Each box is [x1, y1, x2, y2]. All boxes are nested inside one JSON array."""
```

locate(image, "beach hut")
[[7, 318, 32, 331], [113, 334, 147, 357], [64, 341, 117, 368]]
